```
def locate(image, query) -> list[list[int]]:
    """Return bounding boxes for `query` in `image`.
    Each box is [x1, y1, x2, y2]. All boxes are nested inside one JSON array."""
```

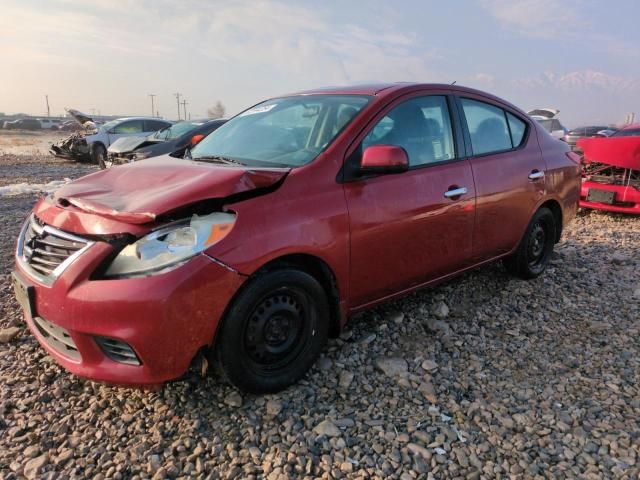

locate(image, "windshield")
[[191, 95, 371, 167], [154, 121, 203, 140]]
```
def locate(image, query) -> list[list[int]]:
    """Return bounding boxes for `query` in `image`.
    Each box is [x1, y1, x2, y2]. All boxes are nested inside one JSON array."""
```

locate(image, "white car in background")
[[527, 108, 567, 139], [51, 109, 172, 166], [37, 118, 62, 130]]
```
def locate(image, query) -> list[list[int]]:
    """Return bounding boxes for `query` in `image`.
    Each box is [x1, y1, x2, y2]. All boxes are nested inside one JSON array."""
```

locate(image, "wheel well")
[[540, 200, 562, 242], [254, 254, 342, 338]]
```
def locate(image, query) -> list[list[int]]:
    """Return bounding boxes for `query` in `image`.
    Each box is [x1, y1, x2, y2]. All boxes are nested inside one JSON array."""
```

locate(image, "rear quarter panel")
[[537, 124, 581, 228]]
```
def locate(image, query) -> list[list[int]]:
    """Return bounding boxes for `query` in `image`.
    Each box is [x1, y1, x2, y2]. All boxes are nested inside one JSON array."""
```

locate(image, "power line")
[[148, 94, 156, 117], [174, 93, 182, 120], [181, 99, 188, 121]]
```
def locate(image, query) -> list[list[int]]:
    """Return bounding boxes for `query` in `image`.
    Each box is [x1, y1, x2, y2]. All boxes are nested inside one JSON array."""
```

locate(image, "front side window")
[[113, 120, 144, 134], [362, 95, 455, 166], [461, 98, 512, 155], [191, 95, 370, 167]]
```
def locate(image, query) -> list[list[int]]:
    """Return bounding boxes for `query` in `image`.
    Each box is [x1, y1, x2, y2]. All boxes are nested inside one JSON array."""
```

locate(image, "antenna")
[[451, 80, 457, 85]]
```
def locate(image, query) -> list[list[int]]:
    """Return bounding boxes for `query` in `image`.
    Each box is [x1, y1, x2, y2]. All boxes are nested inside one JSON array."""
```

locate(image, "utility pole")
[[181, 99, 188, 121], [45, 95, 50, 117], [174, 93, 182, 120], [148, 94, 156, 117]]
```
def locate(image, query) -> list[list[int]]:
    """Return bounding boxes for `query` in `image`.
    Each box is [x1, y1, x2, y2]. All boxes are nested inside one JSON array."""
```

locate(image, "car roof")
[[282, 83, 522, 110], [111, 117, 172, 123]]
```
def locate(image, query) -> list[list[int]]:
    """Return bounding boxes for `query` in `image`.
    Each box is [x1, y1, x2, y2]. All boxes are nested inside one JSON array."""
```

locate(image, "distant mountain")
[[515, 70, 640, 93]]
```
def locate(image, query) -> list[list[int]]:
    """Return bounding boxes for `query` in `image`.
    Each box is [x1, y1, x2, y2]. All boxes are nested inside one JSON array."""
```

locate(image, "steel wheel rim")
[[527, 221, 547, 267], [242, 288, 312, 372]]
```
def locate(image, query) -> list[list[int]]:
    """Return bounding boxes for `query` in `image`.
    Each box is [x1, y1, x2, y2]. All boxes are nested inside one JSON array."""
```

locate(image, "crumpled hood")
[[52, 156, 290, 224], [65, 108, 93, 125], [578, 136, 640, 170]]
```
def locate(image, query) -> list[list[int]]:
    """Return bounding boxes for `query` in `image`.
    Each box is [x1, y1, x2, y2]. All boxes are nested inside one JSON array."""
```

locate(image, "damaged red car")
[[578, 123, 640, 214], [13, 84, 580, 392]]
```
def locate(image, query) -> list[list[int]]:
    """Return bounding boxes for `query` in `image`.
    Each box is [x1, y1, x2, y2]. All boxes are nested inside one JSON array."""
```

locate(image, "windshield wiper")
[[192, 155, 244, 166]]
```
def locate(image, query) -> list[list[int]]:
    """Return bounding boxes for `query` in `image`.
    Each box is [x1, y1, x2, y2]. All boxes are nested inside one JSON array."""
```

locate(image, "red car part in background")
[[578, 130, 640, 214]]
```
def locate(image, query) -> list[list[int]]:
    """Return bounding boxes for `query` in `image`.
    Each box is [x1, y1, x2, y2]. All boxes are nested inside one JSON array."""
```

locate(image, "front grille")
[[95, 337, 141, 365], [33, 316, 81, 360], [17, 215, 93, 284]]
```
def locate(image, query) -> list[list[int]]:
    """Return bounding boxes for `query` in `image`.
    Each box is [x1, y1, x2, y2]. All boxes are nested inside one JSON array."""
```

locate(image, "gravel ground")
[[0, 150, 638, 479]]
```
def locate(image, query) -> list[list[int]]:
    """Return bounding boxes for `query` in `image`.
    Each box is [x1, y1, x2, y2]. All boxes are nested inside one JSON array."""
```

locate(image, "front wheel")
[[215, 269, 329, 393], [91, 143, 109, 168], [503, 207, 556, 279]]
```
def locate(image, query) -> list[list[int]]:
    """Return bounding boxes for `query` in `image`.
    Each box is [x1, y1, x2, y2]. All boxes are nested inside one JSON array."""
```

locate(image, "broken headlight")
[[105, 212, 236, 278]]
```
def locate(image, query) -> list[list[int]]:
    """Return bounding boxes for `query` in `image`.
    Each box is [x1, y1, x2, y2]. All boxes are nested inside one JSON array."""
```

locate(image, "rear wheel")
[[215, 269, 329, 393], [504, 207, 556, 279]]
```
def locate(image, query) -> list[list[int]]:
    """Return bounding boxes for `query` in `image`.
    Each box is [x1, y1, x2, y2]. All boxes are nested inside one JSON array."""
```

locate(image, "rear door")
[[344, 92, 476, 307], [457, 95, 546, 261]]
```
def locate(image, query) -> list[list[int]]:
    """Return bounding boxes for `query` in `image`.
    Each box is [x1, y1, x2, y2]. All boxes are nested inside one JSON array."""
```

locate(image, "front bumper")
[[50, 135, 91, 161], [14, 231, 245, 386], [580, 181, 640, 214]]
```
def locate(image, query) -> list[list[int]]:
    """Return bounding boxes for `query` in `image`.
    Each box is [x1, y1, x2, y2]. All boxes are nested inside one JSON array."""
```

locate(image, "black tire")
[[215, 269, 329, 393], [504, 207, 557, 279], [91, 143, 108, 167]]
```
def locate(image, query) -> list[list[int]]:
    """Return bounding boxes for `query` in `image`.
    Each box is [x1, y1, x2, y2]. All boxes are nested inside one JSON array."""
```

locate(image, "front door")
[[344, 94, 476, 307]]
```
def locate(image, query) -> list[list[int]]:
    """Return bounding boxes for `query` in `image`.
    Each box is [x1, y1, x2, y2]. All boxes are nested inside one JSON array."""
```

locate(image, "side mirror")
[[360, 145, 409, 174], [191, 134, 205, 146]]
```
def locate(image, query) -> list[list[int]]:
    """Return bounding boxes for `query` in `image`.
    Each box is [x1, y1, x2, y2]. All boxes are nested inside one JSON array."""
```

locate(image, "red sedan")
[[578, 123, 640, 214], [13, 84, 580, 392]]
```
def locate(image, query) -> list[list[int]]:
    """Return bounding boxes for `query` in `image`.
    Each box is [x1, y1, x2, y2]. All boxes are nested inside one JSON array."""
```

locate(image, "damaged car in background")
[[104, 119, 226, 169], [51, 109, 172, 166], [527, 108, 567, 139], [578, 123, 640, 214], [13, 83, 580, 393]]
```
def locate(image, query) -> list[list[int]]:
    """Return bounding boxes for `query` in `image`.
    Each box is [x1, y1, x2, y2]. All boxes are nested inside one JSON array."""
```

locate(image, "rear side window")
[[461, 98, 511, 155], [507, 113, 526, 147], [113, 120, 144, 134], [363, 95, 456, 167]]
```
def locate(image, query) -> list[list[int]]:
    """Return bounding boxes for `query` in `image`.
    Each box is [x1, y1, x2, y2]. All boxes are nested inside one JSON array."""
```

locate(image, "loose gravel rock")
[[0, 151, 638, 479]]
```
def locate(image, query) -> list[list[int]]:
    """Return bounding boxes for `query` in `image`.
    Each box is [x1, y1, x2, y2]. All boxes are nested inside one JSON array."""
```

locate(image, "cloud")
[[478, 0, 586, 39], [0, 0, 445, 116]]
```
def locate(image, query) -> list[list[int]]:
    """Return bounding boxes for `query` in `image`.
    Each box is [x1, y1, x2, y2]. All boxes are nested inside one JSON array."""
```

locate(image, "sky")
[[0, 0, 639, 127]]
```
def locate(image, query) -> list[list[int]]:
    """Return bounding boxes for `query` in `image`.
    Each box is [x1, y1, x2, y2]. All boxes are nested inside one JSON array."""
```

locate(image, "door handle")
[[443, 187, 468, 198], [528, 170, 545, 180]]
